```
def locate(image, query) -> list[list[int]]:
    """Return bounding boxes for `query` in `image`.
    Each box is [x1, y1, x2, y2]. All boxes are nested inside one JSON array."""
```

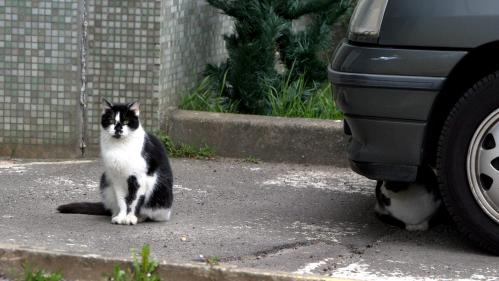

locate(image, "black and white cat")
[[375, 168, 441, 231], [58, 99, 173, 225]]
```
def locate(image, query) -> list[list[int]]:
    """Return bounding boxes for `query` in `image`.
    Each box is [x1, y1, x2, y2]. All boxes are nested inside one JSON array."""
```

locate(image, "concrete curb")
[[168, 110, 348, 167], [0, 244, 354, 281]]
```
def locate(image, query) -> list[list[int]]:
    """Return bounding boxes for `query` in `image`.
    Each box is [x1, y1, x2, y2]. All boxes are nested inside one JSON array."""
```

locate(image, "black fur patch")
[[135, 195, 145, 215], [142, 134, 166, 176], [384, 181, 410, 192], [57, 202, 111, 216], [375, 181, 391, 207], [99, 173, 109, 190], [126, 175, 139, 213], [145, 176, 174, 209], [375, 212, 406, 229], [142, 133, 174, 209]]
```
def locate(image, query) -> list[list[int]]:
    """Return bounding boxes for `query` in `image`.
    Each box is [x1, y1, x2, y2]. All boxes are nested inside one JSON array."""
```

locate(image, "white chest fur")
[[100, 126, 147, 184]]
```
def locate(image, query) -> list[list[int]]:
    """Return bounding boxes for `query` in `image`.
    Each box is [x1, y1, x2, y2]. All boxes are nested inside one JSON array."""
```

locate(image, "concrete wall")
[[0, 0, 231, 157]]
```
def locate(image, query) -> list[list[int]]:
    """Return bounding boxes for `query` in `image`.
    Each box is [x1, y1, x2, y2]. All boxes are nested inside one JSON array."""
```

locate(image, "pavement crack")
[[218, 240, 319, 262]]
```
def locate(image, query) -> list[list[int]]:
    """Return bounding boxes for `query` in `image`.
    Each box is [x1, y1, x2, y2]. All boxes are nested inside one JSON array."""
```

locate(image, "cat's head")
[[101, 99, 140, 139]]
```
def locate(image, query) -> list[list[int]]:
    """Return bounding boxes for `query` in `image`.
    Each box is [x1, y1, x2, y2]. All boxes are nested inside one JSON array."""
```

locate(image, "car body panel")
[[332, 42, 467, 77], [345, 116, 426, 165], [329, 41, 467, 181], [380, 0, 499, 48]]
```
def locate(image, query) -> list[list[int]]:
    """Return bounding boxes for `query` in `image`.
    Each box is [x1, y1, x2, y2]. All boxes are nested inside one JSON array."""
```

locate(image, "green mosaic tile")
[[0, 0, 80, 146], [86, 0, 161, 145]]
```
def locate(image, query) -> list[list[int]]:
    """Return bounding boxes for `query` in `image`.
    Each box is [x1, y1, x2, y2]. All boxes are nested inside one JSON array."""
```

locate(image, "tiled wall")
[[0, 0, 81, 157], [159, 0, 231, 128], [0, 0, 230, 157], [86, 0, 161, 148]]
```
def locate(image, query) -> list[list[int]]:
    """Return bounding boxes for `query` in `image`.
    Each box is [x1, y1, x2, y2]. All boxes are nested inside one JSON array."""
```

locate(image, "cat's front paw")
[[111, 214, 128, 225], [125, 214, 138, 225]]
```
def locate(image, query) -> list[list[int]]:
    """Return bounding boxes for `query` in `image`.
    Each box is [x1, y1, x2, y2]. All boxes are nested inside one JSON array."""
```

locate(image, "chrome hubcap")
[[467, 108, 499, 223]]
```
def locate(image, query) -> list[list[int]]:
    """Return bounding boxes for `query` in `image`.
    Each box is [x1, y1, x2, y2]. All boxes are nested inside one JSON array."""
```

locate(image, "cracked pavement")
[[0, 158, 498, 280]]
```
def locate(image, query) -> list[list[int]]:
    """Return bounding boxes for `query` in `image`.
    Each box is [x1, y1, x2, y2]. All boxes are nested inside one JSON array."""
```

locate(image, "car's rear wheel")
[[438, 72, 499, 254]]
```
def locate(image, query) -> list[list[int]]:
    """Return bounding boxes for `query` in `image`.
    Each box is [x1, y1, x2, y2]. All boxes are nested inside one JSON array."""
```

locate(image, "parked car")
[[329, 0, 499, 253]]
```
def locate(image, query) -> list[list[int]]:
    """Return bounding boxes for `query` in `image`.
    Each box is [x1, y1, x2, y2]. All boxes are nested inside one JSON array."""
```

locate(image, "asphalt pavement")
[[0, 158, 498, 280]]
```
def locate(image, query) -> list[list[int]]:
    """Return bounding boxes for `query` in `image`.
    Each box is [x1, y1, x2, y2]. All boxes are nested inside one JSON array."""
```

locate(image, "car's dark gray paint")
[[329, 69, 445, 91], [345, 116, 426, 166], [332, 84, 438, 121], [330, 40, 461, 176], [332, 42, 466, 77], [330, 0, 499, 181], [380, 0, 499, 48]]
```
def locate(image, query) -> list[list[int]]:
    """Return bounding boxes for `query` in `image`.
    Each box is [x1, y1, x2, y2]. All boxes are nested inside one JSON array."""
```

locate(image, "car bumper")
[[329, 41, 466, 181]]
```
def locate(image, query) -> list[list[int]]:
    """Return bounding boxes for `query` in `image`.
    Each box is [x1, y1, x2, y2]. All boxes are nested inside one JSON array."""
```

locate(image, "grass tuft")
[[20, 245, 164, 281], [180, 72, 238, 113], [205, 256, 221, 266], [22, 268, 62, 281], [243, 156, 260, 164], [108, 244, 161, 281], [266, 74, 343, 120], [155, 132, 215, 160]]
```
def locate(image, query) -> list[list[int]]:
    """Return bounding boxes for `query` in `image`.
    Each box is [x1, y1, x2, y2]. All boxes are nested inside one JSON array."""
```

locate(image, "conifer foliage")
[[205, 0, 353, 114]]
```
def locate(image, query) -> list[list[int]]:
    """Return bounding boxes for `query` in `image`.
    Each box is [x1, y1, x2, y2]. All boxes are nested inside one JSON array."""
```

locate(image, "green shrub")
[[204, 0, 352, 114]]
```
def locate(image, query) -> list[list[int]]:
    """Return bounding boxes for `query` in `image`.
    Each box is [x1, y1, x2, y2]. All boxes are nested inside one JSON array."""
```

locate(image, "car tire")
[[438, 71, 499, 254]]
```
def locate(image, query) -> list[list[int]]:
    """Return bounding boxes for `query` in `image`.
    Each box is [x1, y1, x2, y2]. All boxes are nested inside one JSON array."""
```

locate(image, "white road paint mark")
[[65, 243, 88, 248], [286, 221, 363, 243], [173, 184, 207, 195], [386, 259, 408, 264], [34, 176, 98, 190], [249, 167, 261, 171], [0, 160, 94, 167], [331, 260, 499, 281], [174, 184, 192, 191], [83, 254, 101, 258], [232, 225, 253, 230], [1, 215, 13, 219], [0, 160, 95, 175], [0, 164, 26, 174], [295, 258, 333, 275], [262, 170, 374, 195]]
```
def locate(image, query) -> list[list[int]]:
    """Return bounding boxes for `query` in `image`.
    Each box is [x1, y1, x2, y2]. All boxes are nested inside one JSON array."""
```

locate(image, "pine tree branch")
[[276, 0, 342, 19]]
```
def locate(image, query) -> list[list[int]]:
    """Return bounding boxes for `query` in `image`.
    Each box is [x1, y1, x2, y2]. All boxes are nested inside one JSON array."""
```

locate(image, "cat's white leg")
[[125, 189, 146, 225], [111, 188, 129, 225], [406, 221, 429, 231], [101, 185, 119, 216], [111, 176, 147, 225], [123, 176, 148, 225]]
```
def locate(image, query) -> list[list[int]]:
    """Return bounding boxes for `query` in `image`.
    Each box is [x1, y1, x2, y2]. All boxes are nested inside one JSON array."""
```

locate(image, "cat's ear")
[[128, 101, 140, 116], [102, 98, 113, 111]]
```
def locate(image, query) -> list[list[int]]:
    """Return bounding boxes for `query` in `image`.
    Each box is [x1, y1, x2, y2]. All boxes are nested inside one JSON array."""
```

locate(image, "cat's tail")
[[57, 202, 111, 216]]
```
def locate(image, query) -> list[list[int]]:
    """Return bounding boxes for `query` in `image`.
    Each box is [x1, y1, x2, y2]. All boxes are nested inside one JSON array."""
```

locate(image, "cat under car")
[[375, 167, 442, 231], [58, 99, 173, 225]]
